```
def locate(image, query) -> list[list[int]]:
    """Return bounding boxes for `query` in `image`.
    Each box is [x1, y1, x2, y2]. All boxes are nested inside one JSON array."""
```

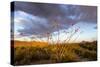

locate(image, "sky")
[[11, 1, 97, 43]]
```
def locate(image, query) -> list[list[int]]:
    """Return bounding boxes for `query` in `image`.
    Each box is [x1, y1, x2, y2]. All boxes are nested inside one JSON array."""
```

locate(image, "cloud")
[[12, 2, 97, 22], [13, 11, 50, 35], [12, 11, 75, 36], [78, 6, 97, 22], [11, 2, 97, 37]]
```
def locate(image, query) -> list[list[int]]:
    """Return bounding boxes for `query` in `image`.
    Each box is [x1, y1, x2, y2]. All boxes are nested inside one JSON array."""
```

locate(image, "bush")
[[13, 41, 97, 65]]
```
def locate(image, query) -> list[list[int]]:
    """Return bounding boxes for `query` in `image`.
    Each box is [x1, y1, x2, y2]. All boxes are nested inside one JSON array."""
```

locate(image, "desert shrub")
[[49, 44, 80, 62], [79, 42, 97, 51], [82, 51, 97, 60], [14, 41, 97, 65], [14, 47, 28, 65], [14, 46, 52, 65], [74, 48, 97, 61]]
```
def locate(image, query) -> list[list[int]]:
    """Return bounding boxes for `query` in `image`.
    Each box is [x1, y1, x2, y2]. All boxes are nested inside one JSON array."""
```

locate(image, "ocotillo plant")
[[72, 31, 83, 43], [59, 27, 80, 58]]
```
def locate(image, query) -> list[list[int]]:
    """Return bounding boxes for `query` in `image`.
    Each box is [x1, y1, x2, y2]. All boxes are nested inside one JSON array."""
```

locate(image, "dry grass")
[[11, 40, 97, 65], [12, 40, 48, 47]]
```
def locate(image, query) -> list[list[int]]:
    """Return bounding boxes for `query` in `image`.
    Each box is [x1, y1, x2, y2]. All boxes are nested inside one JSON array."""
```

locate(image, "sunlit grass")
[[13, 41, 97, 65]]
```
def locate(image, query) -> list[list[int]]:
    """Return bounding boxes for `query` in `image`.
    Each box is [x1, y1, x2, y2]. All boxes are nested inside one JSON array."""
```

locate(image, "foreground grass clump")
[[13, 41, 97, 65]]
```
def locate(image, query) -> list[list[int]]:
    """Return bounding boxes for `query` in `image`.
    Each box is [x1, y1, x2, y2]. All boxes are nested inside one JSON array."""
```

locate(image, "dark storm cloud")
[[78, 6, 97, 22], [13, 2, 64, 17], [13, 2, 97, 22], [11, 1, 97, 37], [13, 11, 75, 36]]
